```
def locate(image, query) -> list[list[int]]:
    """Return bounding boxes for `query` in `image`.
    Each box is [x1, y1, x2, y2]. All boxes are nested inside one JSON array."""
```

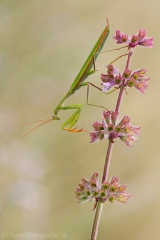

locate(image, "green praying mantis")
[[12, 17, 127, 138], [52, 17, 110, 132]]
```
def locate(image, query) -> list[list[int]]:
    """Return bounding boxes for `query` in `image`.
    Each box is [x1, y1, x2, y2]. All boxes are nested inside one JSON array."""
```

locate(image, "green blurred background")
[[0, 0, 159, 239]]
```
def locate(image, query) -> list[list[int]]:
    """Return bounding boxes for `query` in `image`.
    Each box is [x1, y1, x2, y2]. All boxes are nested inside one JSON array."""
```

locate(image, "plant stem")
[[115, 49, 133, 114], [115, 85, 125, 113], [90, 200, 103, 240], [90, 141, 114, 240], [102, 141, 114, 182], [101, 50, 133, 183], [90, 49, 133, 240]]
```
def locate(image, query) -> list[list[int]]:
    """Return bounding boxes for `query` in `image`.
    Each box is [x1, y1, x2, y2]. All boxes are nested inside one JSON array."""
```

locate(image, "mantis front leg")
[[60, 104, 83, 131], [60, 82, 108, 132]]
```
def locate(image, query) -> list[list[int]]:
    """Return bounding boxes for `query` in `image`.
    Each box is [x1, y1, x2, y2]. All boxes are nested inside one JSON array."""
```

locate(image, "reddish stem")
[[90, 200, 103, 240], [101, 141, 114, 183], [102, 49, 133, 182], [115, 49, 133, 114], [90, 49, 133, 240]]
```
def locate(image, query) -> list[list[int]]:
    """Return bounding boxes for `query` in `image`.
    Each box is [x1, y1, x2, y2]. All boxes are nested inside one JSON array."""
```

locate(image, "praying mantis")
[[14, 17, 111, 137], [12, 17, 126, 138], [51, 17, 111, 132], [54, 20, 111, 132]]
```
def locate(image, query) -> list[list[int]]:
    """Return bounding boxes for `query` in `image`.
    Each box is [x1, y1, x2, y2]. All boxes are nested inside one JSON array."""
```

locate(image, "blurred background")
[[0, 0, 159, 239]]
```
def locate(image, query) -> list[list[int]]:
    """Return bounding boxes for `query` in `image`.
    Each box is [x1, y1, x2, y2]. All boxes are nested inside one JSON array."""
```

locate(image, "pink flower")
[[138, 38, 154, 48], [123, 69, 132, 78], [114, 30, 131, 44], [134, 78, 150, 94], [76, 173, 131, 204], [114, 29, 154, 49], [101, 65, 150, 94], [118, 115, 130, 127], [101, 65, 123, 92], [126, 69, 150, 94], [90, 111, 140, 146]]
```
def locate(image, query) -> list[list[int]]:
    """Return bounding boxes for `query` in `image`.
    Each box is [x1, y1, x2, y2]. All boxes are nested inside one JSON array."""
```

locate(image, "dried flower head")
[[76, 173, 131, 204], [101, 65, 150, 94], [90, 111, 140, 146], [114, 29, 154, 49]]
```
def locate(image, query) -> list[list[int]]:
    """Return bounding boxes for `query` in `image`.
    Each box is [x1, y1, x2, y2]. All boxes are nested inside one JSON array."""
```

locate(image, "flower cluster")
[[114, 29, 154, 49], [76, 172, 131, 204], [101, 65, 150, 94], [90, 111, 140, 146]]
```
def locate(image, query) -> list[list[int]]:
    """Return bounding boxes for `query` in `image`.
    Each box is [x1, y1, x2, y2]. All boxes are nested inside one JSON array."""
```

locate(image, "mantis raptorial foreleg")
[[61, 81, 109, 132], [60, 105, 83, 130], [59, 82, 104, 132]]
